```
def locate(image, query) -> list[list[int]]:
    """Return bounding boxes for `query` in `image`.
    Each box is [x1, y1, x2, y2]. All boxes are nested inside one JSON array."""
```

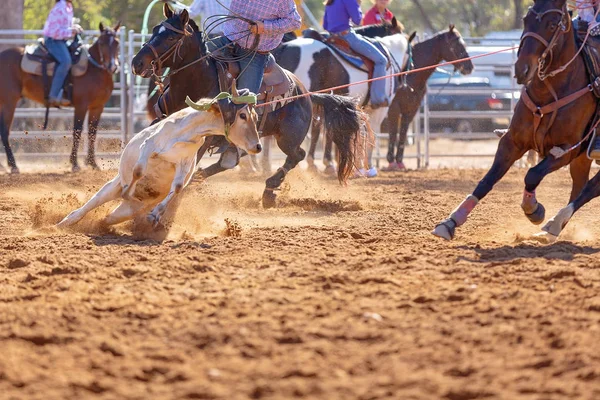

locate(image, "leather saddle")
[[302, 28, 391, 77], [576, 20, 600, 97], [21, 38, 88, 77]]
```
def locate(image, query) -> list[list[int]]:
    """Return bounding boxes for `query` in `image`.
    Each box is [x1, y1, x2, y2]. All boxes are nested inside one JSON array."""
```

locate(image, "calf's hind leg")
[[148, 157, 194, 226], [57, 176, 121, 227]]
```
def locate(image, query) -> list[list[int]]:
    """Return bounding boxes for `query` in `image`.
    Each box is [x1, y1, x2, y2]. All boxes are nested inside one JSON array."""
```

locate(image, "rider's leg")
[[341, 31, 388, 107], [44, 38, 72, 105], [236, 51, 270, 94]]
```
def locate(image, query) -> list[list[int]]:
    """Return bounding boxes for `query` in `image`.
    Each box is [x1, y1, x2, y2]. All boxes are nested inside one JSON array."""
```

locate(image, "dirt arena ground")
[[1, 165, 600, 400]]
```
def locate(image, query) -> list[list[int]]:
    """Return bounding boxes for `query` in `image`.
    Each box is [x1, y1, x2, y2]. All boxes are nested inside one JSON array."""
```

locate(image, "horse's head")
[[95, 22, 121, 73], [132, 4, 202, 78], [437, 25, 473, 75], [515, 0, 570, 84], [386, 17, 404, 35]]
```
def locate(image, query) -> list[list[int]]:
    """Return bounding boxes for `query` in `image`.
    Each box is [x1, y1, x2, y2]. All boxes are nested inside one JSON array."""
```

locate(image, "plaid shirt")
[[222, 0, 301, 52], [43, 0, 75, 40]]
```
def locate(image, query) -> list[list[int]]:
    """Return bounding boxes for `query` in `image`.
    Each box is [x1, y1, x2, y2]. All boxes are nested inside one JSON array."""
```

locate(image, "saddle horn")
[[231, 79, 240, 98]]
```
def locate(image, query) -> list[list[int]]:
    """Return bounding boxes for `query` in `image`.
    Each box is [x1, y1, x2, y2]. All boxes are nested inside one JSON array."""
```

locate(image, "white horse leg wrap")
[[450, 195, 479, 227]]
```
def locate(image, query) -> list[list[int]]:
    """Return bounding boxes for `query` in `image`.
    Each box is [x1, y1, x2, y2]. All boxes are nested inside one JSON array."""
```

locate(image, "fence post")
[[424, 83, 430, 168], [119, 26, 127, 148], [127, 30, 135, 143]]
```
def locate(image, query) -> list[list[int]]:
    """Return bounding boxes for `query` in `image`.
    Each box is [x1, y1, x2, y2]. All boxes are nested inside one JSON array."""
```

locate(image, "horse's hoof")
[[431, 218, 456, 240], [86, 161, 101, 171], [324, 165, 336, 176], [541, 204, 574, 237], [10, 166, 20, 174], [262, 190, 277, 209], [532, 231, 558, 244], [72, 164, 81, 173], [525, 203, 545, 225]]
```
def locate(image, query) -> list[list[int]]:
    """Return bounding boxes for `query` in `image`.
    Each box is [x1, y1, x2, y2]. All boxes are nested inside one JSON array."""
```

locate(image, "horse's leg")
[[57, 176, 121, 227], [70, 105, 87, 172], [261, 135, 273, 175], [395, 115, 411, 169], [85, 105, 104, 170], [541, 168, 600, 240], [432, 134, 526, 240], [307, 117, 321, 172], [0, 99, 19, 173], [521, 154, 574, 224], [568, 153, 592, 202], [323, 130, 335, 176], [147, 157, 193, 226], [262, 136, 306, 209], [386, 103, 401, 168], [199, 144, 240, 179]]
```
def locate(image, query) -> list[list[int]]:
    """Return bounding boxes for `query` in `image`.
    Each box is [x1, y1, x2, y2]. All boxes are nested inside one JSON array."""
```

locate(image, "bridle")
[[444, 33, 470, 74], [519, 5, 570, 81], [143, 21, 212, 94], [517, 4, 595, 155], [88, 30, 120, 73]]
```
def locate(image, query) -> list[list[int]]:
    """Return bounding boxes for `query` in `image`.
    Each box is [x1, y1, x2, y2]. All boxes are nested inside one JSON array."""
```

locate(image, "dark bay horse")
[[0, 23, 121, 173], [132, 6, 363, 208], [433, 0, 596, 241], [386, 25, 474, 170]]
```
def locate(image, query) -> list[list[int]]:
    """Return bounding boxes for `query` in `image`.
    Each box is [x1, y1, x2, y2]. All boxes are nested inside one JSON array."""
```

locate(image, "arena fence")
[[1, 29, 521, 170], [0, 29, 128, 163]]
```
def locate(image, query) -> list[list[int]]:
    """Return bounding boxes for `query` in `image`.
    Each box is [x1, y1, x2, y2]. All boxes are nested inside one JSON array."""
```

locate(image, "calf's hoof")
[[262, 189, 277, 209], [524, 203, 545, 225], [432, 218, 457, 241]]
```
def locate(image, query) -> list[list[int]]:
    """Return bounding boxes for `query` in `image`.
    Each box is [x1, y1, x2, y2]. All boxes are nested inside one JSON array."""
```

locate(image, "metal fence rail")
[[1, 29, 523, 170]]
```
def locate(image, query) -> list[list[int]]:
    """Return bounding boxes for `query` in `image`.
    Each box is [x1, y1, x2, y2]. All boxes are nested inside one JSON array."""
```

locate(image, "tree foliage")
[[22, 0, 527, 37]]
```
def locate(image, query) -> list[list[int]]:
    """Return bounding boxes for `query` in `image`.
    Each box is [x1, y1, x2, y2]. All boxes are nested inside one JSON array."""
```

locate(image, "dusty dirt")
[[1, 166, 600, 400]]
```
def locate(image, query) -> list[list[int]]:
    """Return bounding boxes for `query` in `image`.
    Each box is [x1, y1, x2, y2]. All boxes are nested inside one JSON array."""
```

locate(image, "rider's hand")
[[250, 21, 265, 35], [72, 24, 84, 35]]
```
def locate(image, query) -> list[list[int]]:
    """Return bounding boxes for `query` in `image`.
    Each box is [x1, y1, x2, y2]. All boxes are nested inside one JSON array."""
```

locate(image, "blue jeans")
[[341, 30, 388, 105], [44, 37, 72, 100], [207, 36, 270, 94]]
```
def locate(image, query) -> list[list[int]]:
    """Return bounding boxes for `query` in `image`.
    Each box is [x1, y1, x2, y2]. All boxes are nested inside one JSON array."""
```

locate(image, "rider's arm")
[[342, 0, 363, 26], [261, 1, 302, 36], [45, 2, 75, 40]]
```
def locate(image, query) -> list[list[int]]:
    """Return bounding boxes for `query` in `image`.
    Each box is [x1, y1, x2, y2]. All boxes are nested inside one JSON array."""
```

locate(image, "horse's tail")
[[309, 94, 363, 184]]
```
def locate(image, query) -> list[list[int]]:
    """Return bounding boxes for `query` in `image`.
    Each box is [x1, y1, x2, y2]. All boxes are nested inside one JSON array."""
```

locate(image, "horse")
[[386, 25, 474, 170], [272, 20, 405, 173], [0, 23, 121, 173], [432, 0, 596, 241], [145, 31, 300, 122], [57, 84, 261, 233], [131, 5, 364, 209]]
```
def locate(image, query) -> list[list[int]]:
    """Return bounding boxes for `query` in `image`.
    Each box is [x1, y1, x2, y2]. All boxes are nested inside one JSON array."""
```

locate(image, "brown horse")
[[386, 26, 474, 169], [433, 0, 596, 240], [0, 23, 121, 173]]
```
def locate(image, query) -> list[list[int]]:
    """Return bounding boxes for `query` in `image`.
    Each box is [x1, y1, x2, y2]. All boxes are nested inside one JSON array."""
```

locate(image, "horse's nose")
[[255, 143, 262, 153], [132, 59, 144, 75]]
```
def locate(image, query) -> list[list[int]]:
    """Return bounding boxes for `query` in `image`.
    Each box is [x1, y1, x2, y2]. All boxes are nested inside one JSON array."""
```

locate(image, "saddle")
[[302, 28, 391, 77], [21, 38, 88, 77]]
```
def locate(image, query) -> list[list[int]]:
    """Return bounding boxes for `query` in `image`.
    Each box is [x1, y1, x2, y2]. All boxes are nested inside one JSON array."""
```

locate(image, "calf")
[[58, 88, 261, 230]]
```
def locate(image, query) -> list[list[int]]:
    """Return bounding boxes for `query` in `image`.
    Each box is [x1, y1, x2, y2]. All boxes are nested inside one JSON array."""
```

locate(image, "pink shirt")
[[43, 0, 75, 40]]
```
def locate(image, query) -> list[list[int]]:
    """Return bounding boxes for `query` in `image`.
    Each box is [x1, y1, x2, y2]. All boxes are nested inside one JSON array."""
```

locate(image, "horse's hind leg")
[[57, 176, 121, 227], [307, 117, 321, 172], [263, 142, 305, 209], [542, 167, 600, 240], [568, 153, 592, 202], [69, 105, 87, 172], [0, 100, 20, 173], [85, 105, 104, 170], [521, 154, 573, 225]]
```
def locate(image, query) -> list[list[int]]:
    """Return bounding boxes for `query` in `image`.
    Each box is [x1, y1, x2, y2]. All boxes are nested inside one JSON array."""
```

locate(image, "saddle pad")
[[21, 45, 88, 77]]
